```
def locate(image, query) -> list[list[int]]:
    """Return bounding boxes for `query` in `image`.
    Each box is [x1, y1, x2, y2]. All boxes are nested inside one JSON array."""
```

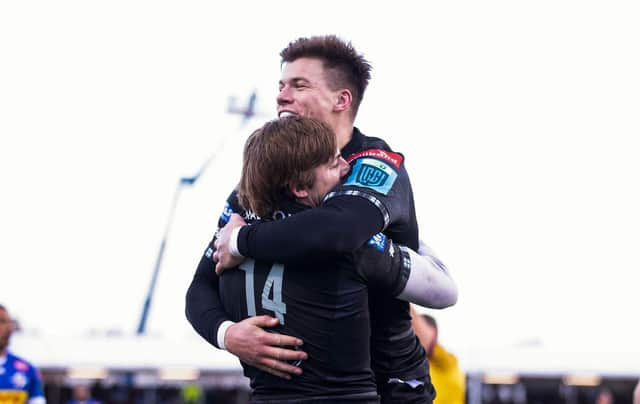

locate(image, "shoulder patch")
[[343, 157, 399, 195], [367, 233, 387, 252], [346, 149, 403, 168]]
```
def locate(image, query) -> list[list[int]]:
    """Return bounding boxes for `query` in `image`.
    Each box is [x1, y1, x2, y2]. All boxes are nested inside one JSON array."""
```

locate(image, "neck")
[[334, 120, 355, 150]]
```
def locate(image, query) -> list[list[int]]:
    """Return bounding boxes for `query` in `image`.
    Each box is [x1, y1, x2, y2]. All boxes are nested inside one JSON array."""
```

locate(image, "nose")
[[339, 157, 350, 178], [277, 86, 292, 106]]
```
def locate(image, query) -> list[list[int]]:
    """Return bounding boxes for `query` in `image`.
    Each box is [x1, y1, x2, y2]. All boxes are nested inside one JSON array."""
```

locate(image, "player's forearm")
[[237, 197, 384, 263], [185, 249, 231, 349], [397, 245, 458, 309]]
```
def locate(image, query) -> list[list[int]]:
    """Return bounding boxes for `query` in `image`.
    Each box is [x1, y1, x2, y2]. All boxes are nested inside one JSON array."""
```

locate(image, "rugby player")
[[202, 116, 456, 402], [188, 35, 451, 403]]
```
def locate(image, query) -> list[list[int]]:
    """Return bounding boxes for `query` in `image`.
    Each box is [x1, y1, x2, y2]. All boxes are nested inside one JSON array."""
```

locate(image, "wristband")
[[217, 320, 235, 350], [229, 227, 243, 258]]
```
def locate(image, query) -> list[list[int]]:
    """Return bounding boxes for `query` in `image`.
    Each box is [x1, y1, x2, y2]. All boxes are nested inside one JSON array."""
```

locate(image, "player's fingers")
[[258, 357, 303, 376], [250, 315, 280, 328], [267, 332, 303, 347], [263, 346, 307, 362], [270, 358, 303, 375]]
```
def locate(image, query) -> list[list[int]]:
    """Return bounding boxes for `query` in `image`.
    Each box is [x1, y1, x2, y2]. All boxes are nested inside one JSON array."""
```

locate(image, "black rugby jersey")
[[186, 127, 433, 403], [199, 195, 411, 402], [235, 129, 429, 387]]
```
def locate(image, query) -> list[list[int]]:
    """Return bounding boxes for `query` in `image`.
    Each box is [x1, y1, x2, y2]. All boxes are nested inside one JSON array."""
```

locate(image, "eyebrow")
[[280, 77, 311, 86]]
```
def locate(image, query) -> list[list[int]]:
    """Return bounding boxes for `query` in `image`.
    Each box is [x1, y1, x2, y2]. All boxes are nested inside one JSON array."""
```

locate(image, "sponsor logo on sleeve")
[[344, 157, 398, 195], [205, 247, 214, 260], [220, 201, 233, 223], [367, 233, 387, 252], [346, 149, 403, 168]]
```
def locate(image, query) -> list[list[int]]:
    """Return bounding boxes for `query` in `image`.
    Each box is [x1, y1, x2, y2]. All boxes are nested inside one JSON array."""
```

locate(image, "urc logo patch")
[[344, 157, 398, 195], [356, 164, 389, 187]]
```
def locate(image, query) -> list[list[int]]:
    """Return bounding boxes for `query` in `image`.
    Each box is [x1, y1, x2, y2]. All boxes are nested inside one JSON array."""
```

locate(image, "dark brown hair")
[[238, 116, 337, 218], [280, 35, 372, 118]]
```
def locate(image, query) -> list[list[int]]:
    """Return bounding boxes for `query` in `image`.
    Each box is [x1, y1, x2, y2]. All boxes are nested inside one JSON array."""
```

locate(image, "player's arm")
[[360, 235, 458, 309], [217, 150, 412, 267], [397, 242, 458, 308], [186, 194, 243, 348], [185, 235, 229, 348], [185, 192, 306, 378]]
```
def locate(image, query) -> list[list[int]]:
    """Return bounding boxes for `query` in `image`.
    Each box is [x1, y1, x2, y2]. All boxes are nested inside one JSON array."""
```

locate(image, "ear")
[[334, 89, 352, 112], [289, 183, 309, 199]]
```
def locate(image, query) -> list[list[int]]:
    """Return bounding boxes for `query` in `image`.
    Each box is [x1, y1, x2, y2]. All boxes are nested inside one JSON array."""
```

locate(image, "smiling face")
[[277, 57, 342, 127]]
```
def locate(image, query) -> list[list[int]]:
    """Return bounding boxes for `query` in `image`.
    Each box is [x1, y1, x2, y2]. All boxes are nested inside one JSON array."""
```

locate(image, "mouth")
[[278, 111, 298, 118]]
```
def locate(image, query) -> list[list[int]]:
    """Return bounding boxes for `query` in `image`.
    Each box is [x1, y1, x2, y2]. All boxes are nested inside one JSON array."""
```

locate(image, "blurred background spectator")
[[411, 305, 465, 404], [66, 384, 101, 404], [594, 386, 614, 404]]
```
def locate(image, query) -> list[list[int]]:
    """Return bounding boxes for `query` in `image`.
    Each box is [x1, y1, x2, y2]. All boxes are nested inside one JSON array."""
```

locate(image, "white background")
[[1, 1, 639, 360]]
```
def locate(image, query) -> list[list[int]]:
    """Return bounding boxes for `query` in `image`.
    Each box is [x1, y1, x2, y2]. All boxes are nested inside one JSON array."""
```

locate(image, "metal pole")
[[135, 95, 254, 335], [136, 182, 184, 335]]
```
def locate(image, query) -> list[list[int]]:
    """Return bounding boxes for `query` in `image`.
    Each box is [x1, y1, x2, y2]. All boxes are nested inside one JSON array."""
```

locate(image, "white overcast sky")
[[1, 0, 639, 358]]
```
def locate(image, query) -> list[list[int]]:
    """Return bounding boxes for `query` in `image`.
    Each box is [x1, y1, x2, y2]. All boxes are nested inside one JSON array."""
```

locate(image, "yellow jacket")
[[429, 343, 466, 404]]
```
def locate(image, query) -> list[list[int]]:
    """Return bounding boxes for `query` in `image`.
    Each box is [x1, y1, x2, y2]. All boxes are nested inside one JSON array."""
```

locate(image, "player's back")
[[218, 198, 378, 402], [219, 252, 376, 402]]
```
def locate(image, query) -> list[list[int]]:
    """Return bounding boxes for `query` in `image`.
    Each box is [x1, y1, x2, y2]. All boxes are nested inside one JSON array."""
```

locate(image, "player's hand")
[[214, 213, 247, 274], [225, 316, 307, 379]]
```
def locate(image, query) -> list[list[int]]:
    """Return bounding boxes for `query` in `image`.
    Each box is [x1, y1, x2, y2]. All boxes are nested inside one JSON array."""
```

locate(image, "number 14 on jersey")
[[239, 260, 287, 324]]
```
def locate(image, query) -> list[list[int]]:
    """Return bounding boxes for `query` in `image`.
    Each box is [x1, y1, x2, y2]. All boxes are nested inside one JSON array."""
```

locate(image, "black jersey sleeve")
[[355, 233, 411, 297], [236, 149, 417, 262], [185, 237, 225, 348], [327, 149, 418, 249], [185, 190, 243, 349], [237, 196, 383, 263]]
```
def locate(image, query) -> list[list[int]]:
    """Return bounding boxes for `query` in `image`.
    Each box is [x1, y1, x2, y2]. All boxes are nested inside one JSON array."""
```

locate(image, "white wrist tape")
[[217, 320, 235, 350], [229, 227, 243, 258]]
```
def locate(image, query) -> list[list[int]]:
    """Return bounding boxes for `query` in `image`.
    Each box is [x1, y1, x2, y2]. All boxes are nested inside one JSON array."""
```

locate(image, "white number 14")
[[239, 260, 287, 324]]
